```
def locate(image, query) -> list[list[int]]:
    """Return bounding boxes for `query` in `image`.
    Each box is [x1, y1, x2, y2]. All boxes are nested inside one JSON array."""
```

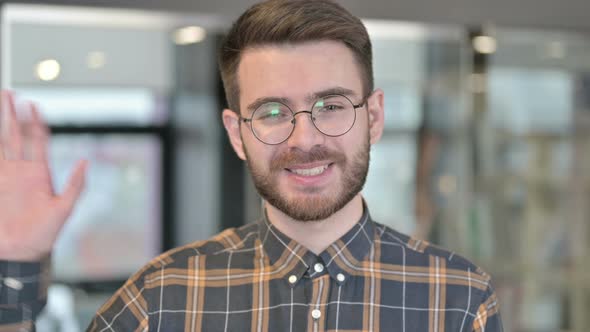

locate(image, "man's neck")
[[264, 195, 364, 254]]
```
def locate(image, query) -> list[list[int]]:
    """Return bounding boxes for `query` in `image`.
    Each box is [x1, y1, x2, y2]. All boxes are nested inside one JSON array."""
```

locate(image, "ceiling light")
[[173, 26, 206, 45], [36, 59, 61, 81], [473, 35, 497, 54], [87, 51, 107, 69]]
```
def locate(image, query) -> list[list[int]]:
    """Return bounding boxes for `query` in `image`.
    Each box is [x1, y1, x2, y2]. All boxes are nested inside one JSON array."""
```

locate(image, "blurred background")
[[0, 0, 589, 331]]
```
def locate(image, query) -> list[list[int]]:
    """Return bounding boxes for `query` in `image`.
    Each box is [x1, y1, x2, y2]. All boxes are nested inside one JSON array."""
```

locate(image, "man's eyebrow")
[[306, 87, 357, 103], [246, 97, 291, 113], [245, 87, 358, 113]]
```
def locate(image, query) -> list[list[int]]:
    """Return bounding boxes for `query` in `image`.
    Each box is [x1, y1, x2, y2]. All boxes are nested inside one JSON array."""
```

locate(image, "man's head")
[[220, 0, 384, 222]]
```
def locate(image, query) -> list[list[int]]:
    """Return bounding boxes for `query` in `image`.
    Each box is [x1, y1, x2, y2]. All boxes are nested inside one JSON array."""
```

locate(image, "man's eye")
[[258, 109, 288, 120], [269, 109, 283, 117], [320, 105, 344, 112]]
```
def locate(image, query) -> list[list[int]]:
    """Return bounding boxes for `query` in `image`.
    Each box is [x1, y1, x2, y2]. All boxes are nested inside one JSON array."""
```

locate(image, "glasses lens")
[[251, 102, 294, 144], [311, 95, 356, 136]]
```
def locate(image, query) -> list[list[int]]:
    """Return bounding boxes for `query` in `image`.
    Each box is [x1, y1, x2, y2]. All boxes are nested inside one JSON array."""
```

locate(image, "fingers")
[[56, 160, 88, 219], [0, 90, 24, 160], [28, 103, 50, 162]]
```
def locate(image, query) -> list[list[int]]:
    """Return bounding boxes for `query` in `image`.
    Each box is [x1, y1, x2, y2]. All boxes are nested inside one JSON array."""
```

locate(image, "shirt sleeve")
[[0, 258, 50, 331], [471, 283, 503, 332]]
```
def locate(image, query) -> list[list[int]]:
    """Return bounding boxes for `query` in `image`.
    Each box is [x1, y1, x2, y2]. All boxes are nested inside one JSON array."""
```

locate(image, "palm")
[[1, 162, 56, 257], [0, 90, 86, 261]]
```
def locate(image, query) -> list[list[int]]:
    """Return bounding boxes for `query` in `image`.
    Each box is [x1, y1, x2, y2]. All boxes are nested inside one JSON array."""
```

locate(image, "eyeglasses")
[[239, 94, 368, 145]]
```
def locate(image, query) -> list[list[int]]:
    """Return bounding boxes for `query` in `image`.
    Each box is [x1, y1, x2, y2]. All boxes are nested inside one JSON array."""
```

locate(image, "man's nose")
[[285, 111, 325, 151]]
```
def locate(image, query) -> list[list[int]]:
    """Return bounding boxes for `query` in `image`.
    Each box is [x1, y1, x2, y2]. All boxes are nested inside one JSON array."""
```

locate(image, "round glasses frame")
[[239, 93, 369, 145]]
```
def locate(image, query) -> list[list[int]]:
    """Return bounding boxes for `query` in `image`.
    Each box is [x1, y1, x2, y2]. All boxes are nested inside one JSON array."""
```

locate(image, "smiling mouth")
[[285, 163, 333, 176]]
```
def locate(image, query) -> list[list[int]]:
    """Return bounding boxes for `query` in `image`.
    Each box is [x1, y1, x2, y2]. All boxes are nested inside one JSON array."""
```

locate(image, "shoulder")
[[130, 222, 260, 281], [373, 221, 503, 330], [91, 223, 261, 327], [373, 221, 492, 284]]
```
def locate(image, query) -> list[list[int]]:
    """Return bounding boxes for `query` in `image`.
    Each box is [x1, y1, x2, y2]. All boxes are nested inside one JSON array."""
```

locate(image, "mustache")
[[270, 146, 346, 171]]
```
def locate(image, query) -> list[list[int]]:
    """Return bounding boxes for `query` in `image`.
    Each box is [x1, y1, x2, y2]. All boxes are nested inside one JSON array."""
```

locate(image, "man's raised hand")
[[0, 90, 87, 261]]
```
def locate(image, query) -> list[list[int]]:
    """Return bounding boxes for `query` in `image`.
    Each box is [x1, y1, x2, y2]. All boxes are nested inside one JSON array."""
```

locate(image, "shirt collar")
[[258, 201, 374, 286]]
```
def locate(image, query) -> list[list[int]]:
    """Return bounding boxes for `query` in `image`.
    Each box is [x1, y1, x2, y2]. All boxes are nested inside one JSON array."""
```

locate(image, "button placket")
[[306, 274, 329, 331]]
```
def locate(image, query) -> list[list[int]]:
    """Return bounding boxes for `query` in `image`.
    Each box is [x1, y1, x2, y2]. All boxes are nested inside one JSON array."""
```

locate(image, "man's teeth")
[[290, 165, 329, 176]]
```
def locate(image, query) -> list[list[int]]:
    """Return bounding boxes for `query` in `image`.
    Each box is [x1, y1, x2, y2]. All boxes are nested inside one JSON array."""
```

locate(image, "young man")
[[0, 0, 502, 330]]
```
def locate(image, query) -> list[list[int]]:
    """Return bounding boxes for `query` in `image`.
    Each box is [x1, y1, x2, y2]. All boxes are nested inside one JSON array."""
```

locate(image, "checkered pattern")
[[0, 258, 49, 331], [88, 208, 502, 331]]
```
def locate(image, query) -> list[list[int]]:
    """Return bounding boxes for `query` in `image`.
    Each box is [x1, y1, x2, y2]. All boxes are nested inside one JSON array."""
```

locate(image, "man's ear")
[[367, 88, 385, 145], [222, 109, 247, 160]]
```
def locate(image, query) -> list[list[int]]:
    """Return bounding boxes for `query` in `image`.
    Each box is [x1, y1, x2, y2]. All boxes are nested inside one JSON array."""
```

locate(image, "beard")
[[244, 135, 370, 222]]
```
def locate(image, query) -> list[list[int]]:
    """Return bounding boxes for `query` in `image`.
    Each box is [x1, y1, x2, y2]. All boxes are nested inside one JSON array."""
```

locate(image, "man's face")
[[225, 41, 383, 221]]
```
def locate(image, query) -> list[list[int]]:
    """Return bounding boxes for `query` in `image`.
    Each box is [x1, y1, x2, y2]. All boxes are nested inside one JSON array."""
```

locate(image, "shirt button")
[[314, 263, 324, 273], [288, 275, 298, 284], [4, 277, 24, 290], [311, 309, 322, 319], [337, 273, 346, 282]]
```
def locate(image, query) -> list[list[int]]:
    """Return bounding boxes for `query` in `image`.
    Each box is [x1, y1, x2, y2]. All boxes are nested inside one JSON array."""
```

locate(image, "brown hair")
[[218, 0, 373, 112]]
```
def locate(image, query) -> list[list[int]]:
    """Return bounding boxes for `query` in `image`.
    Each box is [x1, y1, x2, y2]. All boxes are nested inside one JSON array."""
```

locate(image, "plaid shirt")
[[88, 207, 502, 331], [0, 259, 49, 332]]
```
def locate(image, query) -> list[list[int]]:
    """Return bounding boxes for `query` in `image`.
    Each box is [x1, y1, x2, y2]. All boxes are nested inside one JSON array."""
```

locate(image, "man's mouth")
[[285, 163, 333, 177]]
